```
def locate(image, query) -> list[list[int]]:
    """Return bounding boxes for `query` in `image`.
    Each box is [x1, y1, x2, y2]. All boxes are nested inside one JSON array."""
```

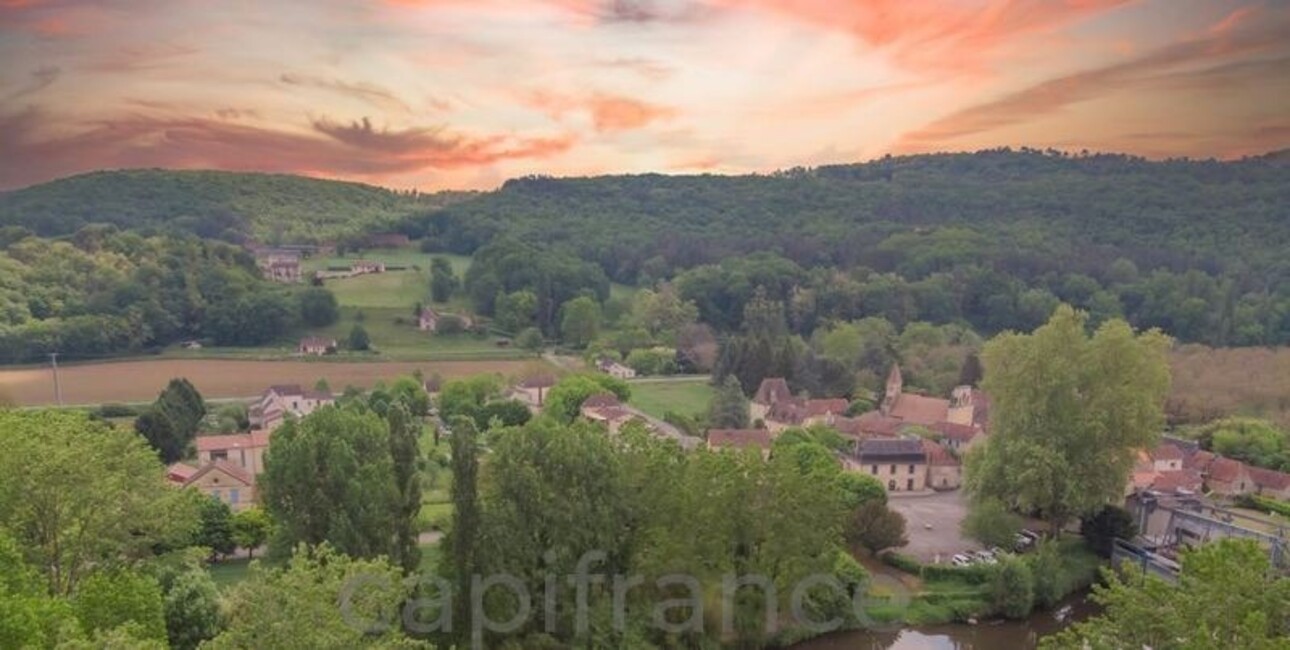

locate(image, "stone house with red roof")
[[707, 429, 773, 459]]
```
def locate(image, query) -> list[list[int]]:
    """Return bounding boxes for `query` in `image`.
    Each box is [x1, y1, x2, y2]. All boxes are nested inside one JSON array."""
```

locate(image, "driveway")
[[888, 490, 981, 563]]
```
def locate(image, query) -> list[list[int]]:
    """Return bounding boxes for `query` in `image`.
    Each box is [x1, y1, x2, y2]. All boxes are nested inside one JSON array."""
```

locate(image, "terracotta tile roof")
[[920, 439, 959, 466], [195, 431, 270, 452], [1151, 444, 1185, 462], [752, 378, 791, 405], [585, 405, 633, 422], [1130, 471, 1158, 492], [929, 421, 979, 442], [858, 438, 926, 463], [581, 392, 621, 409], [849, 411, 905, 437], [166, 462, 199, 483], [1248, 466, 1290, 491], [1187, 450, 1217, 472], [889, 393, 951, 426], [707, 429, 772, 451], [1151, 469, 1203, 493], [803, 398, 849, 418], [298, 336, 335, 348], [186, 460, 254, 487], [1207, 457, 1248, 483], [519, 374, 557, 389]]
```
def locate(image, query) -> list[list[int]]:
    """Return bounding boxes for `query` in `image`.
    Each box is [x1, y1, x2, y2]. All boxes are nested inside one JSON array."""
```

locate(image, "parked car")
[[951, 554, 973, 567], [1019, 529, 1042, 542], [1014, 535, 1034, 552], [973, 550, 998, 564]]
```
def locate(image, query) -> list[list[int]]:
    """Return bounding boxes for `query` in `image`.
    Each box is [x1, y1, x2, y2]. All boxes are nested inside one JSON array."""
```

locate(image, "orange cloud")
[[0, 109, 576, 189], [719, 0, 1133, 74], [526, 90, 676, 132], [895, 13, 1290, 152]]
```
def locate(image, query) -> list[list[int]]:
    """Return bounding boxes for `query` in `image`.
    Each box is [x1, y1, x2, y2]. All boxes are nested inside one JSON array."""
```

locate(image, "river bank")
[[791, 592, 1097, 649]]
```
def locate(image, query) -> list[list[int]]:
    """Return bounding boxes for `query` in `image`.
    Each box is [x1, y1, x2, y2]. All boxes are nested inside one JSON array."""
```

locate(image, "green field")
[[627, 377, 714, 419]]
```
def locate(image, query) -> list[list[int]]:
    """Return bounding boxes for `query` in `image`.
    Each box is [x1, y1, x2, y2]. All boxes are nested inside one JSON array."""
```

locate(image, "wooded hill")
[[409, 149, 1290, 286], [0, 169, 457, 243]]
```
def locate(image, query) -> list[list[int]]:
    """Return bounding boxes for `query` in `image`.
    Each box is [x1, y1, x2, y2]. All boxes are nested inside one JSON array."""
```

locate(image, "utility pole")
[[49, 352, 63, 406]]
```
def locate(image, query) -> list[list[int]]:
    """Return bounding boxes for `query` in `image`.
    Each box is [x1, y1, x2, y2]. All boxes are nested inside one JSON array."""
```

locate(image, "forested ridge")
[[0, 169, 462, 243]]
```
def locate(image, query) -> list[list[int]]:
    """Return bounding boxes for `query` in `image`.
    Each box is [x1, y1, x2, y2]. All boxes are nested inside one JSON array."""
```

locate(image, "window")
[[890, 464, 896, 474], [941, 478, 948, 487], [908, 464, 915, 474], [887, 480, 896, 491], [229, 489, 240, 504], [870, 465, 878, 474], [211, 450, 228, 462], [907, 478, 914, 491]]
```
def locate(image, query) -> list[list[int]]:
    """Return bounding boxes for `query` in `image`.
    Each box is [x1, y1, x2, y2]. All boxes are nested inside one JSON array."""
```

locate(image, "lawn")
[[627, 377, 714, 419], [307, 306, 532, 361], [301, 249, 471, 276]]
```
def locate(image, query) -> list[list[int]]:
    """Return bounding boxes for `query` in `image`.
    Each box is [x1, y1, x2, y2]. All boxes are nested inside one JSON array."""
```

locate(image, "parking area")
[[888, 490, 982, 563]]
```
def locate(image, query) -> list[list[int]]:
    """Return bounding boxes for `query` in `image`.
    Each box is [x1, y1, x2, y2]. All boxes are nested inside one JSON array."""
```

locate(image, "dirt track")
[[0, 358, 537, 405]]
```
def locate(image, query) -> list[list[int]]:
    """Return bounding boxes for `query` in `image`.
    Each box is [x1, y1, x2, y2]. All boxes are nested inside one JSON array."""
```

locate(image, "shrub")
[[990, 558, 1034, 619], [921, 563, 995, 585], [97, 403, 141, 418], [881, 552, 922, 575]]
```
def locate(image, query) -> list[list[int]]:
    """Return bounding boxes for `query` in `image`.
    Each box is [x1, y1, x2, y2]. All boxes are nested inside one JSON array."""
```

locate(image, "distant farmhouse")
[[298, 336, 336, 356], [253, 248, 302, 283], [596, 357, 637, 379]]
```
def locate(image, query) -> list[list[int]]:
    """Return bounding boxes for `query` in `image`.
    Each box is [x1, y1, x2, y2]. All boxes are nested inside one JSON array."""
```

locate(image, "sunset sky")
[[2, 0, 1287, 191]]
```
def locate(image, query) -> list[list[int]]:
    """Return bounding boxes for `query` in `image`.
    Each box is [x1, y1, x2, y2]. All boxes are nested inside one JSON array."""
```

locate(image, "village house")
[[418, 307, 439, 332], [856, 438, 929, 493], [880, 364, 953, 426], [929, 421, 986, 453], [1249, 466, 1290, 501], [248, 384, 334, 430], [1206, 456, 1255, 496], [707, 428, 773, 459], [582, 403, 635, 434], [750, 377, 791, 423], [596, 357, 637, 379], [512, 374, 557, 408], [167, 460, 256, 511], [922, 439, 962, 490], [298, 336, 336, 356], [254, 249, 302, 283], [350, 260, 387, 275], [195, 430, 271, 476]]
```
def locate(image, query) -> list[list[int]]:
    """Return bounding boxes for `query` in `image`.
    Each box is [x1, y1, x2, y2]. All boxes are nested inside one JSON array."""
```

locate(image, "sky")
[[1, 0, 1288, 191]]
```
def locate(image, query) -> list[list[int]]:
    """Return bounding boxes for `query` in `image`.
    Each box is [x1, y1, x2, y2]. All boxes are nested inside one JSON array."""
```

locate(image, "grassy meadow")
[[627, 377, 714, 420]]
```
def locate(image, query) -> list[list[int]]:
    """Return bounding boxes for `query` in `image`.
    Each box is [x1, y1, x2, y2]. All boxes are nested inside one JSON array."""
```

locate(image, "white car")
[[974, 550, 998, 564], [951, 554, 973, 567]]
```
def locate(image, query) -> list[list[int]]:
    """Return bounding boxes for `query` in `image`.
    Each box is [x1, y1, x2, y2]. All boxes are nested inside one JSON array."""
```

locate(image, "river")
[[791, 594, 1096, 650]]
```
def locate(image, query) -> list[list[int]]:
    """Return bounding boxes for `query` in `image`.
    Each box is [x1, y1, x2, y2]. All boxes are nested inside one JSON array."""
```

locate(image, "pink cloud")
[[0, 109, 577, 189], [526, 91, 677, 132]]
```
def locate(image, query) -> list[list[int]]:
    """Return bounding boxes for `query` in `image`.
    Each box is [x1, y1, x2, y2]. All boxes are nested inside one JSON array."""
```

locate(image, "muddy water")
[[791, 595, 1096, 650]]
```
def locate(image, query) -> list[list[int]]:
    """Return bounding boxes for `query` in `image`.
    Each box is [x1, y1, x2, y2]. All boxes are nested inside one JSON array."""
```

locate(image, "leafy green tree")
[[298, 287, 339, 327], [834, 472, 887, 509], [445, 417, 481, 649], [475, 399, 532, 430], [1079, 504, 1138, 558], [386, 403, 422, 574], [430, 256, 459, 303], [559, 296, 602, 348], [0, 531, 77, 649], [629, 284, 699, 339], [961, 498, 1024, 549], [0, 411, 199, 595], [1028, 540, 1064, 610], [542, 373, 631, 422], [848, 500, 908, 554], [207, 544, 424, 649], [966, 306, 1171, 534], [135, 378, 206, 463], [388, 375, 431, 417], [958, 352, 983, 387], [515, 326, 544, 351], [231, 508, 272, 559], [348, 323, 371, 351], [72, 569, 168, 643], [707, 375, 750, 429], [260, 406, 400, 559], [494, 289, 538, 333], [193, 495, 236, 560], [145, 552, 224, 650], [1198, 418, 1290, 471], [1042, 539, 1290, 650], [991, 557, 1035, 619]]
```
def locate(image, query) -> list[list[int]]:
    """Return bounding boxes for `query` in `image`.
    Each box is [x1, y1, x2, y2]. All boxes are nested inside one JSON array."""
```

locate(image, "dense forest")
[[0, 226, 336, 363], [416, 149, 1290, 347], [0, 169, 465, 243]]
